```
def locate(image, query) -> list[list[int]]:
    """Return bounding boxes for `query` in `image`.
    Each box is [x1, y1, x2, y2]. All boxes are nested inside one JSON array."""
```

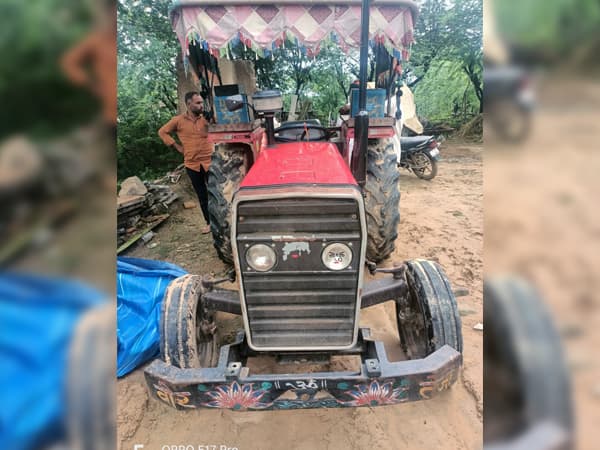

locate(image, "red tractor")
[[145, 0, 462, 410]]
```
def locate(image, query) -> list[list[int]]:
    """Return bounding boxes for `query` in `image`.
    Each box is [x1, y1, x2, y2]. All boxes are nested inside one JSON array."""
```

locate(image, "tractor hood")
[[240, 142, 357, 188]]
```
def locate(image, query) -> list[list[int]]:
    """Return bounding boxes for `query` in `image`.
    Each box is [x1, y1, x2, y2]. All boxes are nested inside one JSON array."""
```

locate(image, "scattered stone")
[[473, 323, 483, 331], [0, 136, 43, 189], [453, 287, 469, 297], [560, 323, 584, 339], [183, 201, 197, 209], [141, 231, 155, 244], [119, 176, 147, 197]]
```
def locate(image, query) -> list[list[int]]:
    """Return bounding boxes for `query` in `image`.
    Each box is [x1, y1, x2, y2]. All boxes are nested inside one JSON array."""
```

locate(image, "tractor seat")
[[400, 135, 433, 149]]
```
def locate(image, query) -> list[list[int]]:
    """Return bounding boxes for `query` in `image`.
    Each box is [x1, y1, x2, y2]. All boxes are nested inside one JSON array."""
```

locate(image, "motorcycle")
[[484, 65, 535, 143], [399, 135, 440, 180]]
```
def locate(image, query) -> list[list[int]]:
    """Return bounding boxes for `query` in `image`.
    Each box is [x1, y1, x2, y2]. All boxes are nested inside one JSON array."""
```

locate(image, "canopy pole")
[[351, 0, 370, 187]]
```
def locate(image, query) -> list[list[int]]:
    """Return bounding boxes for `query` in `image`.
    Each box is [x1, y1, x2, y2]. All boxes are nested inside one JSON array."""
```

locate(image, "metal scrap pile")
[[117, 176, 179, 252]]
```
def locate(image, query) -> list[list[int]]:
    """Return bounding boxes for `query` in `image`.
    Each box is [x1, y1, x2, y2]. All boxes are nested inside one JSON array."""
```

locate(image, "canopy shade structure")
[[170, 1, 418, 61]]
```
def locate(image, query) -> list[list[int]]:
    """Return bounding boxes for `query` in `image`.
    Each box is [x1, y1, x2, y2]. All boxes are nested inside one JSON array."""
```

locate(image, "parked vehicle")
[[399, 135, 440, 180], [144, 0, 463, 411], [484, 65, 535, 143]]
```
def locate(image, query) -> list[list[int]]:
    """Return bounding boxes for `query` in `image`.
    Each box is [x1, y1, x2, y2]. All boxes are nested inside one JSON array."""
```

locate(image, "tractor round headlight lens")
[[245, 244, 277, 272], [321, 243, 353, 271]]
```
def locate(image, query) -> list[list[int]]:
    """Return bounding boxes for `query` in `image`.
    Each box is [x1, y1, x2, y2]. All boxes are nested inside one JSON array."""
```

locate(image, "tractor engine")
[[231, 142, 367, 351]]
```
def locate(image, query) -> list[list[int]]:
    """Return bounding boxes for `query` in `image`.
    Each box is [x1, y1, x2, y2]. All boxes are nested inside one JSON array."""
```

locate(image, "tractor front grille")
[[234, 194, 364, 350]]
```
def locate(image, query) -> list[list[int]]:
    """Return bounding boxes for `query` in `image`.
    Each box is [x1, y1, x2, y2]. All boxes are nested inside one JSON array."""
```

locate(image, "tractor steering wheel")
[[274, 123, 329, 142]]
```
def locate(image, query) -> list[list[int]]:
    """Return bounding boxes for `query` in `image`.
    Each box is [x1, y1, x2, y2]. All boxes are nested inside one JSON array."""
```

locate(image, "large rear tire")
[[207, 144, 250, 267], [160, 274, 218, 368], [364, 138, 400, 262], [396, 259, 463, 359]]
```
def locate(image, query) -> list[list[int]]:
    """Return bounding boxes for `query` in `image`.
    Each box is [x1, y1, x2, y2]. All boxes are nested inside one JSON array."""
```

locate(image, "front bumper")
[[144, 328, 462, 410]]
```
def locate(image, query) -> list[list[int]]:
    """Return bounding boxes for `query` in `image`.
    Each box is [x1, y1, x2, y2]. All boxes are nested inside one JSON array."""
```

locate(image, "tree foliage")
[[117, 0, 180, 180], [407, 0, 483, 117], [493, 0, 600, 63]]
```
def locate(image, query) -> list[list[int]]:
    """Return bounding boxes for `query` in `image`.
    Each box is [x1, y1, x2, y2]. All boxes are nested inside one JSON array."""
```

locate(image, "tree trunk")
[[463, 64, 483, 114]]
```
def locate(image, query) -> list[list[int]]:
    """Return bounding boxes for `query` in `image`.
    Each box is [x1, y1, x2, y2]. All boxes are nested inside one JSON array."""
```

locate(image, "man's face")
[[187, 95, 204, 114]]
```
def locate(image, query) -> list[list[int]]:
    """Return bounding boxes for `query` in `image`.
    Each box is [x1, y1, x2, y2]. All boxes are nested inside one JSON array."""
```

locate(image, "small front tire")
[[160, 274, 218, 368], [396, 259, 462, 359], [484, 277, 572, 443]]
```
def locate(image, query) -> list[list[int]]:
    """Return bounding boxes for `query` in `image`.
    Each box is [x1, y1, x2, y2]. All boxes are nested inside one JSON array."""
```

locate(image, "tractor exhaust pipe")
[[351, 0, 370, 187]]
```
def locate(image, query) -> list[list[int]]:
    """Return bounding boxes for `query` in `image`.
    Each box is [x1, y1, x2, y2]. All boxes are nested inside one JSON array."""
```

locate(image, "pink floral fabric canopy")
[[170, 2, 416, 60]]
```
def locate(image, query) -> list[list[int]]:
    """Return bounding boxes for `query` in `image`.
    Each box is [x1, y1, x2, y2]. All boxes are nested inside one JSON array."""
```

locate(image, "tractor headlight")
[[321, 243, 353, 271], [245, 244, 277, 272]]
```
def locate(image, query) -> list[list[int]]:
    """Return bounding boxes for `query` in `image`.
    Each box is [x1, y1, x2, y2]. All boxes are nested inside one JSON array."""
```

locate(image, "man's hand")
[[173, 143, 184, 154]]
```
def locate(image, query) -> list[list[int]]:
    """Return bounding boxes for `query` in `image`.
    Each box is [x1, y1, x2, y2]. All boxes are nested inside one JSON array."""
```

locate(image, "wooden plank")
[[117, 214, 170, 254], [117, 194, 145, 208]]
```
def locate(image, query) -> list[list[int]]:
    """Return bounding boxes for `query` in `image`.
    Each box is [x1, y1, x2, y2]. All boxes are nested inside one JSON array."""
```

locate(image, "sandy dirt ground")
[[485, 77, 600, 450], [118, 141, 483, 450]]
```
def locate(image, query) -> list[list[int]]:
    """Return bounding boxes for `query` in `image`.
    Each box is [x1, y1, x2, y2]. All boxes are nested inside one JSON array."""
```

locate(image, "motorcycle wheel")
[[489, 100, 531, 144], [411, 152, 438, 180]]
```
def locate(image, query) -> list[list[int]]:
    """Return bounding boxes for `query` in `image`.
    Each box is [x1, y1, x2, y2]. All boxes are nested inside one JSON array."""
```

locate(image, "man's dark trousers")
[[186, 167, 210, 224]]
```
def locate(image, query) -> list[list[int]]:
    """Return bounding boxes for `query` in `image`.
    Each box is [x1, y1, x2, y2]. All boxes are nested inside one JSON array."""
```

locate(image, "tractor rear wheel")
[[364, 138, 400, 262], [207, 144, 250, 267], [160, 274, 218, 368], [396, 259, 463, 359]]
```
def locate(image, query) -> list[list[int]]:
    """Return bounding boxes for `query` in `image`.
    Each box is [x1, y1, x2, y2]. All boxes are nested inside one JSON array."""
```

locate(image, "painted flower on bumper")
[[202, 382, 272, 410], [343, 381, 406, 407]]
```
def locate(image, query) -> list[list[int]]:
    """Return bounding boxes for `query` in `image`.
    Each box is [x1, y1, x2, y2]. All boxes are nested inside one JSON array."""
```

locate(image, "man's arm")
[[158, 117, 184, 153], [61, 33, 96, 88]]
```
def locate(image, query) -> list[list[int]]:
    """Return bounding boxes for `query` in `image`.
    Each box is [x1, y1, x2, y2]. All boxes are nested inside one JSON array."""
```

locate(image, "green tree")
[[406, 0, 483, 118], [117, 0, 180, 180], [493, 0, 600, 65]]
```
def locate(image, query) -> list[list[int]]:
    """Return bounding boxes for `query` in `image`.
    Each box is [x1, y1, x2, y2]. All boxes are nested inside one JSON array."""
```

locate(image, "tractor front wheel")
[[484, 277, 572, 443], [160, 274, 219, 368], [364, 138, 400, 262], [396, 259, 463, 359], [207, 144, 251, 267]]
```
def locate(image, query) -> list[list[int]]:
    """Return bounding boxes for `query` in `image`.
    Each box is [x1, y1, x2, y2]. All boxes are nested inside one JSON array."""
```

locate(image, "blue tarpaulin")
[[116, 257, 187, 377], [0, 273, 104, 450]]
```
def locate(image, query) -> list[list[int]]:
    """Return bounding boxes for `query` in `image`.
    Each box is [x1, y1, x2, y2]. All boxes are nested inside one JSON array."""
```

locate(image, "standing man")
[[159, 92, 214, 233]]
